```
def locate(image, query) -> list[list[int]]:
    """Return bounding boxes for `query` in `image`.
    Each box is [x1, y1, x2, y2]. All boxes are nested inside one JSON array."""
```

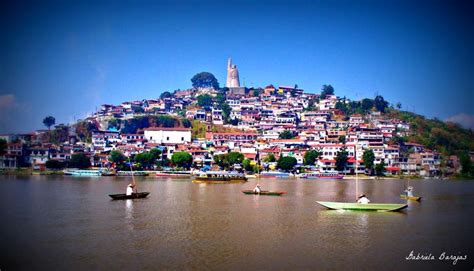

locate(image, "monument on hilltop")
[[226, 58, 246, 95], [226, 58, 240, 88]]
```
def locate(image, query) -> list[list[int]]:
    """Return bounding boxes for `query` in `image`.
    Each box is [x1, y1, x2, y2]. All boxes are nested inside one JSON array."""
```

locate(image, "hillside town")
[[1, 59, 472, 178]]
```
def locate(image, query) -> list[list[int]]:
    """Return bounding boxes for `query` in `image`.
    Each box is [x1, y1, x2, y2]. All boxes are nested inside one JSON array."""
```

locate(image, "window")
[[181, 137, 184, 141], [167, 137, 170, 141]]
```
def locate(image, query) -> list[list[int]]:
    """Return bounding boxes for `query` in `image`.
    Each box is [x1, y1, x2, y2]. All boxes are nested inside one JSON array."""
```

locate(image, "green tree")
[[361, 98, 374, 113], [160, 91, 173, 99], [263, 153, 276, 163], [171, 152, 193, 169], [69, 153, 91, 169], [279, 130, 294, 139], [335, 148, 349, 172], [0, 139, 7, 155], [320, 84, 334, 99], [338, 135, 346, 144], [221, 103, 232, 123], [45, 159, 66, 170], [362, 149, 375, 175], [197, 94, 213, 108], [191, 72, 219, 89], [459, 152, 472, 176], [135, 152, 155, 169], [43, 116, 56, 130], [227, 152, 244, 166], [375, 161, 386, 176], [277, 156, 298, 171], [304, 150, 321, 166], [182, 119, 192, 128], [243, 159, 254, 172], [396, 102, 402, 110], [109, 150, 126, 164], [374, 95, 388, 113]]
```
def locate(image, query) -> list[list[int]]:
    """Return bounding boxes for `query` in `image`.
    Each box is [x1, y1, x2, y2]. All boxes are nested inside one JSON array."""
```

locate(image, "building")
[[143, 127, 191, 144]]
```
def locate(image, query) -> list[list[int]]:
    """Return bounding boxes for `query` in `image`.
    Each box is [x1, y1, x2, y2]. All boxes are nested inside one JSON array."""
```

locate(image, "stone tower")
[[226, 58, 240, 88]]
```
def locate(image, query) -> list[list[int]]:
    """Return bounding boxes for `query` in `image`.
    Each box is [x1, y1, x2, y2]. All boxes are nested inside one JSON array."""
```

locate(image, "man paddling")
[[405, 186, 414, 197], [253, 184, 262, 194], [126, 183, 135, 196], [357, 194, 370, 204]]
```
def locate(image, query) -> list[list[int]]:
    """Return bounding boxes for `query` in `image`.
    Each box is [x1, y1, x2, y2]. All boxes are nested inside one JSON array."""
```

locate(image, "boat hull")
[[109, 192, 150, 200], [241, 190, 286, 196], [400, 194, 422, 201], [193, 177, 247, 184], [316, 201, 407, 212]]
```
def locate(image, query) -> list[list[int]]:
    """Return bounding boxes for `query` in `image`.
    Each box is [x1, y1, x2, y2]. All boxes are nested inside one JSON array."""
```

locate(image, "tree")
[[277, 156, 297, 171], [108, 118, 121, 130], [243, 159, 254, 172], [135, 152, 155, 169], [396, 102, 402, 110], [171, 152, 193, 169], [375, 161, 386, 176], [374, 95, 388, 113], [263, 153, 276, 163], [182, 119, 192, 128], [191, 72, 219, 89], [227, 152, 244, 166], [45, 159, 66, 170], [304, 150, 321, 166], [362, 149, 375, 175], [43, 116, 56, 130], [0, 139, 7, 156], [160, 91, 173, 99], [221, 103, 232, 124], [338, 135, 346, 144], [197, 94, 213, 108], [279, 130, 295, 139], [109, 150, 126, 165], [335, 148, 349, 172], [69, 153, 91, 169], [361, 99, 374, 113], [459, 152, 472, 176], [320, 84, 334, 99]]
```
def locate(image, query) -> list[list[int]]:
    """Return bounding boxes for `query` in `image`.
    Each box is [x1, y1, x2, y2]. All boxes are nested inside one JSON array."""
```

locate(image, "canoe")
[[316, 201, 407, 212], [241, 190, 286, 196], [109, 192, 150, 200], [400, 194, 422, 201]]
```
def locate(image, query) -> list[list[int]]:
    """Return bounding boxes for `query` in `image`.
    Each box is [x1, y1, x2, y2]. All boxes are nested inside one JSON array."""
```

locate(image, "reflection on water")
[[0, 176, 473, 270]]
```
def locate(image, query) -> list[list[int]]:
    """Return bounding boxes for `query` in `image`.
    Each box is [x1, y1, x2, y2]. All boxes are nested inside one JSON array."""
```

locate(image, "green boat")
[[316, 201, 408, 212], [242, 190, 286, 196], [400, 194, 422, 201]]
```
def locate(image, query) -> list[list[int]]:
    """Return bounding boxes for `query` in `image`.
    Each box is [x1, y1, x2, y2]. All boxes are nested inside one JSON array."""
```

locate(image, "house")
[[143, 127, 191, 144]]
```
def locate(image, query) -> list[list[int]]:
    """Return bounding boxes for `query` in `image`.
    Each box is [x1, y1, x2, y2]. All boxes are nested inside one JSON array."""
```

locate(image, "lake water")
[[0, 175, 473, 270]]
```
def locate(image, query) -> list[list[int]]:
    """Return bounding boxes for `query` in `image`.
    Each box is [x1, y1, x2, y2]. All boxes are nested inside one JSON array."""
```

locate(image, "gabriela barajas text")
[[406, 251, 467, 265]]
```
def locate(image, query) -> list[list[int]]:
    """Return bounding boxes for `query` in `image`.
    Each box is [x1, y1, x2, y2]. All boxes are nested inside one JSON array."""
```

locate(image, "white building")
[[144, 128, 191, 144]]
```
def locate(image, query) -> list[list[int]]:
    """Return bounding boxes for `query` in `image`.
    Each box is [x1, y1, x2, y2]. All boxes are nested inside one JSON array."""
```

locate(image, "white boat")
[[63, 169, 102, 176], [299, 171, 343, 180]]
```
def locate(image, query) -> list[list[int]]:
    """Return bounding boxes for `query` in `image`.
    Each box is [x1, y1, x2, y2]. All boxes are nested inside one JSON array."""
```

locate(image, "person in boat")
[[253, 184, 262, 193], [126, 183, 135, 196], [405, 186, 414, 197], [357, 194, 370, 204]]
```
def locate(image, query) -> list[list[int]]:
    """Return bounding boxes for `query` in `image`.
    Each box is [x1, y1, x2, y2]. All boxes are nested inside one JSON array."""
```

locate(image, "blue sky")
[[1, 0, 473, 133]]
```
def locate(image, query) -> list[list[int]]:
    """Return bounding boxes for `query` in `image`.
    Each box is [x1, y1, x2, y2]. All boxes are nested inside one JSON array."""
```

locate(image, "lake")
[[0, 175, 472, 270]]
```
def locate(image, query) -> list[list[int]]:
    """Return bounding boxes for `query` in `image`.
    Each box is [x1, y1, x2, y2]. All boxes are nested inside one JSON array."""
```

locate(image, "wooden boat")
[[400, 194, 422, 201], [316, 201, 408, 212], [193, 171, 247, 183], [241, 190, 286, 196], [258, 171, 292, 178], [109, 192, 150, 200]]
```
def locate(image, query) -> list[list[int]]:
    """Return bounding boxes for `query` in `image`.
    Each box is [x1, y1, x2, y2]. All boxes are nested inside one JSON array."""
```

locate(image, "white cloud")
[[445, 113, 474, 130]]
